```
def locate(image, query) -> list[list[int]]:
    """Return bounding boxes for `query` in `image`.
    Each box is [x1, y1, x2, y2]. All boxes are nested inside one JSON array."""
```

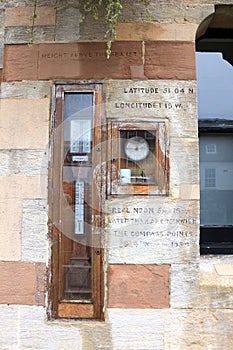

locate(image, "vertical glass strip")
[[61, 92, 93, 301]]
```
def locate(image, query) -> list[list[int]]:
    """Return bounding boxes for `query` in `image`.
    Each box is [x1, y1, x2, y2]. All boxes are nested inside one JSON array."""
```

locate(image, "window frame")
[[199, 119, 233, 255], [107, 119, 169, 196], [48, 82, 104, 320]]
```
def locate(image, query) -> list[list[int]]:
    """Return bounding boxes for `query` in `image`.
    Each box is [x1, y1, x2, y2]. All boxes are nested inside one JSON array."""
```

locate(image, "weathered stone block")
[[79, 11, 107, 41], [0, 305, 83, 349], [145, 41, 196, 80], [55, 6, 80, 42], [0, 305, 19, 348], [116, 22, 198, 42], [0, 150, 48, 176], [0, 176, 47, 200], [4, 0, 57, 6], [0, 99, 49, 149], [4, 26, 55, 44], [2, 41, 197, 80], [117, 1, 214, 24], [169, 137, 199, 198], [19, 306, 80, 349], [164, 309, 233, 349], [106, 79, 198, 138], [0, 199, 22, 261], [1, 306, 233, 350], [0, 81, 51, 99], [171, 258, 233, 309], [22, 199, 47, 263], [0, 261, 45, 305], [179, 183, 200, 200], [0, 29, 4, 67], [107, 264, 170, 308], [0, 5, 5, 27], [108, 308, 233, 350], [108, 309, 166, 350], [5, 7, 56, 27], [0, 176, 47, 261], [38, 41, 142, 80], [106, 198, 199, 264], [3, 43, 38, 80], [3, 42, 143, 81]]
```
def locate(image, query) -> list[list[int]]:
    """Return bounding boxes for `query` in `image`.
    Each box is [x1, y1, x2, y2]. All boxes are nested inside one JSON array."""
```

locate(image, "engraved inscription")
[[123, 87, 194, 94], [114, 102, 182, 109], [40, 50, 138, 60], [107, 80, 196, 116], [108, 203, 198, 251], [115, 86, 193, 110]]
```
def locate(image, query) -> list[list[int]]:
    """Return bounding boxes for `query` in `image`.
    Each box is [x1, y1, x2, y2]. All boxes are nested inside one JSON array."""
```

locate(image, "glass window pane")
[[61, 92, 94, 302], [64, 93, 93, 118], [120, 130, 156, 185], [200, 134, 233, 226]]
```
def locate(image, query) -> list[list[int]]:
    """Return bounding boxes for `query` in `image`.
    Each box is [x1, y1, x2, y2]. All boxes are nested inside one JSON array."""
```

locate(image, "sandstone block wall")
[[0, 1, 233, 349]]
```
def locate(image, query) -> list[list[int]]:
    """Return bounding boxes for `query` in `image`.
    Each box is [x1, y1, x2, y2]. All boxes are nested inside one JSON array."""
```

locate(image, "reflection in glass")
[[61, 92, 93, 301], [200, 134, 233, 226], [120, 130, 156, 185]]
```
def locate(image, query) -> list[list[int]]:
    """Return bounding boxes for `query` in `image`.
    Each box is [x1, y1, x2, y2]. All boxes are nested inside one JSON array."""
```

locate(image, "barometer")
[[124, 136, 150, 161]]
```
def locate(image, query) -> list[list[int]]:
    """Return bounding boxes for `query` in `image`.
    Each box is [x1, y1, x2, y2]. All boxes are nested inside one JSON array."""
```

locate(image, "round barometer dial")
[[124, 136, 149, 161]]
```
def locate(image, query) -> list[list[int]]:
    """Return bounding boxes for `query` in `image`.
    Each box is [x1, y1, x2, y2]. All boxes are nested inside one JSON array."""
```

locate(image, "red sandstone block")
[[107, 264, 170, 308], [144, 41, 196, 80], [0, 261, 45, 306], [3, 42, 143, 81], [4, 44, 38, 81], [3, 41, 195, 81], [5, 7, 56, 27]]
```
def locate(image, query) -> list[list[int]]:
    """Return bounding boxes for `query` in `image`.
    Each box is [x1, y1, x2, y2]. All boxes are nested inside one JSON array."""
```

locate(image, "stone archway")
[[196, 5, 233, 65]]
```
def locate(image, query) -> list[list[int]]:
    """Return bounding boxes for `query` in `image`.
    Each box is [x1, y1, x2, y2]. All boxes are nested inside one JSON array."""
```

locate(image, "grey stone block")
[[55, 6, 81, 42], [5, 26, 55, 44], [0, 150, 48, 176], [0, 81, 51, 99], [21, 199, 48, 262]]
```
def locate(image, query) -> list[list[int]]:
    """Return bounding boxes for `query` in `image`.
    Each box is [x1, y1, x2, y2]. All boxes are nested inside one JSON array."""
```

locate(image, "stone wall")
[[1, 1, 233, 349]]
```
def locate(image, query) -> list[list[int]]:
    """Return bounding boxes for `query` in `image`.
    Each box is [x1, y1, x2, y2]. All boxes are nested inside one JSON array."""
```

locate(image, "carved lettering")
[[109, 205, 198, 250], [114, 102, 178, 109], [121, 86, 194, 95], [40, 51, 138, 60], [124, 87, 159, 94], [110, 84, 196, 114]]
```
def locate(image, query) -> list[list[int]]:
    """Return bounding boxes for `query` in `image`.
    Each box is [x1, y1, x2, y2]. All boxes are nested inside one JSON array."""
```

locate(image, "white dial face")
[[124, 136, 150, 161]]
